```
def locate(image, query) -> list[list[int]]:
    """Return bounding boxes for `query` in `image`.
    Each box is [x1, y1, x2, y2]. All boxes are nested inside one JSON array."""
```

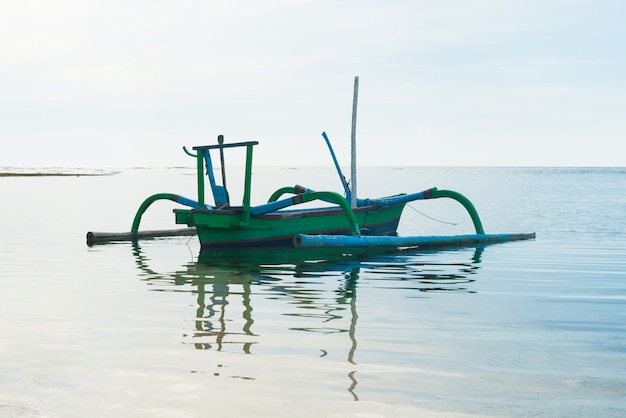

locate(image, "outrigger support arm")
[[364, 187, 485, 235], [291, 191, 360, 236], [267, 185, 314, 203], [131, 193, 200, 234], [256, 188, 361, 236], [86, 193, 199, 246], [267, 185, 484, 236], [429, 188, 485, 234]]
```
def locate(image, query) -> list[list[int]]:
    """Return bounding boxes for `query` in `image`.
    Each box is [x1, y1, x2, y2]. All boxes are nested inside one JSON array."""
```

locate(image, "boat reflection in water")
[[132, 243, 483, 349], [132, 243, 483, 398]]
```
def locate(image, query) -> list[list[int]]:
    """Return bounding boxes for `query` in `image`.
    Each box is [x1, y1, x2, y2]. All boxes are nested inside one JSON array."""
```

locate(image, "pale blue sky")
[[1, 0, 625, 167]]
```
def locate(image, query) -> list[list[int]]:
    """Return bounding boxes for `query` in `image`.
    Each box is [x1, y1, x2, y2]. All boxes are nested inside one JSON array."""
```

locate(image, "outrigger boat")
[[86, 78, 534, 249], [86, 132, 534, 249]]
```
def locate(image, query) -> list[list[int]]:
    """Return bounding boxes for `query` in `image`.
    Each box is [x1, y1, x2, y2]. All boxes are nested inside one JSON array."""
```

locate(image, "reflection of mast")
[[346, 267, 359, 401], [241, 279, 254, 353], [345, 268, 359, 365]]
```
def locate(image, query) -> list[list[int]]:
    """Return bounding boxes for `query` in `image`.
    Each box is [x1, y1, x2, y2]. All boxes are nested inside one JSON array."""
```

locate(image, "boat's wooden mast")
[[218, 134, 227, 192], [350, 76, 359, 208]]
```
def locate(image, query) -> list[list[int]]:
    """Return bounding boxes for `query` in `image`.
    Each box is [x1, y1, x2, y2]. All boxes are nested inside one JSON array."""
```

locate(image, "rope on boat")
[[406, 203, 459, 226]]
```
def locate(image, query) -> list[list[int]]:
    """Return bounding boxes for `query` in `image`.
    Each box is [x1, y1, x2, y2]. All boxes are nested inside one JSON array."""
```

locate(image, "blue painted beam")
[[293, 232, 535, 249]]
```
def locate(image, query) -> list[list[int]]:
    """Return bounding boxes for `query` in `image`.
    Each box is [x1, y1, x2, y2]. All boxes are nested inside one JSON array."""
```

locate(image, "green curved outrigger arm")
[[262, 187, 361, 236], [429, 188, 485, 234], [290, 190, 361, 236], [132, 190, 361, 237], [268, 186, 484, 235], [267, 186, 311, 203], [131, 193, 198, 235]]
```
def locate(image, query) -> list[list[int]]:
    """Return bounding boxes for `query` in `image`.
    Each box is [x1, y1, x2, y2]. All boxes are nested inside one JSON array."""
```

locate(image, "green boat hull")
[[175, 203, 405, 249]]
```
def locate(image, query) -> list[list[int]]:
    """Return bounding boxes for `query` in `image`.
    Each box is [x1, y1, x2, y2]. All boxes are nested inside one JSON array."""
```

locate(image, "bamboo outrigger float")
[[86, 78, 535, 250]]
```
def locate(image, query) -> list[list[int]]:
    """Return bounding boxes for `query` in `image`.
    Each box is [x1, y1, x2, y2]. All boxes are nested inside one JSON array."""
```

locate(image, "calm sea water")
[[1, 166, 625, 417]]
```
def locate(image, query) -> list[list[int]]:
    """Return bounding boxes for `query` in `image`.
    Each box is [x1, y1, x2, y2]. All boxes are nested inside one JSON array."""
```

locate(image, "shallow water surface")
[[1, 167, 625, 417]]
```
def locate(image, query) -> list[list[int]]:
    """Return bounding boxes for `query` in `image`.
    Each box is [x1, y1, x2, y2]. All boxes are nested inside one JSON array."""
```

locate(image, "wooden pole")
[[294, 232, 536, 249], [218, 134, 227, 191], [86, 228, 197, 246], [350, 76, 359, 208]]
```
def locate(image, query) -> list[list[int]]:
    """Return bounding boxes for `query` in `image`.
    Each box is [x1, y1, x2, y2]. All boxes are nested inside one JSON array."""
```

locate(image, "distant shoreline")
[[0, 172, 113, 177]]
